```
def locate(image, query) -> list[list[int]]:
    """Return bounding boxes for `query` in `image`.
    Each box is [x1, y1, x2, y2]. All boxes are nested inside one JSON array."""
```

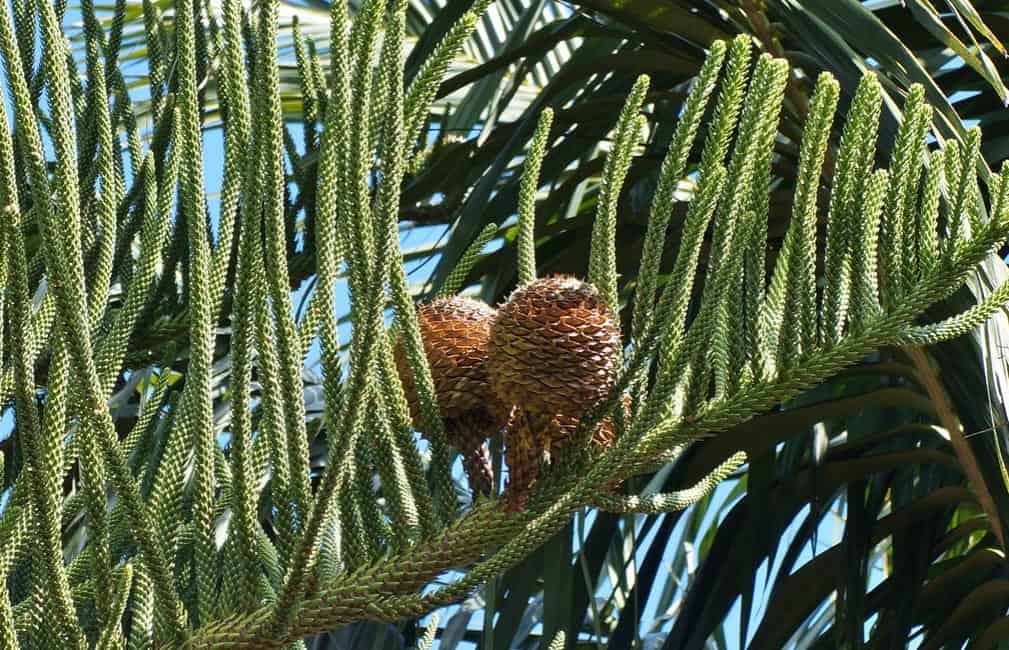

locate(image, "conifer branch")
[[516, 108, 553, 286]]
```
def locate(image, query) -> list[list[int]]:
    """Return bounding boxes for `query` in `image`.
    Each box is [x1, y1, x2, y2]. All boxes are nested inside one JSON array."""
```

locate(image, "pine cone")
[[394, 296, 503, 423], [488, 276, 620, 419], [393, 296, 506, 494]]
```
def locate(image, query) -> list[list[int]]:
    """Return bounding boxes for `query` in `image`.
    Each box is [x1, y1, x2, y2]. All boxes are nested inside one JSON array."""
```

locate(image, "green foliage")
[[0, 0, 1008, 648], [516, 108, 554, 287]]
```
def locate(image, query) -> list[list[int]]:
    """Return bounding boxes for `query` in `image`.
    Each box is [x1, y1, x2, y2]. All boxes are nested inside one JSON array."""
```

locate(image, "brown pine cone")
[[487, 276, 620, 420], [393, 296, 507, 495], [394, 296, 502, 422]]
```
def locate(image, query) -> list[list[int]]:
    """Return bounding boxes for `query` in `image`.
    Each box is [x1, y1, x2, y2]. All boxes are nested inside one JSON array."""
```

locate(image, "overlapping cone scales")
[[461, 442, 495, 497], [393, 296, 504, 495], [488, 276, 620, 418], [504, 412, 542, 512], [445, 411, 497, 496], [503, 398, 630, 510], [394, 296, 500, 423]]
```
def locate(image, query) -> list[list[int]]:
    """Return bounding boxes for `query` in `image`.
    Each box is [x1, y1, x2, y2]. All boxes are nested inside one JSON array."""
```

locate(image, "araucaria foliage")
[[0, 0, 1006, 646]]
